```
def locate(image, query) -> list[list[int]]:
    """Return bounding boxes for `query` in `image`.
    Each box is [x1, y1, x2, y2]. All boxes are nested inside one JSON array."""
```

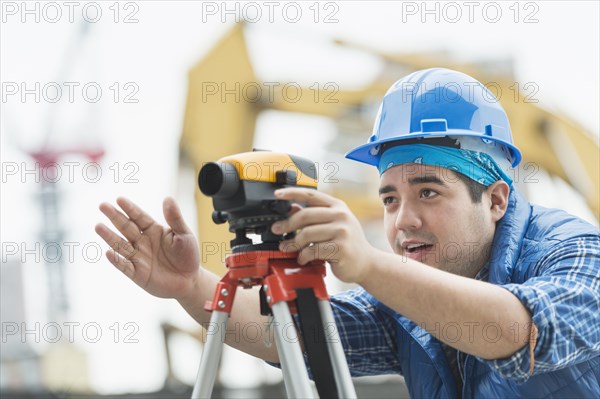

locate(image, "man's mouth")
[[405, 243, 433, 253], [401, 241, 435, 261]]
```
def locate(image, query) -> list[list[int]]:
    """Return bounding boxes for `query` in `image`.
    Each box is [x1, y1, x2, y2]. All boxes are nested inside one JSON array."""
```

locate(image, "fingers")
[[275, 187, 339, 207], [280, 224, 336, 252], [272, 207, 339, 235], [163, 197, 191, 234], [116, 197, 156, 232], [105, 248, 136, 279], [95, 223, 139, 260], [99, 201, 143, 243], [279, 224, 341, 265], [297, 242, 339, 266], [288, 203, 303, 215]]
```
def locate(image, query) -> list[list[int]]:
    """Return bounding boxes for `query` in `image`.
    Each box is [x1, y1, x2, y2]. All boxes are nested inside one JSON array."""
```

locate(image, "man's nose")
[[394, 203, 422, 231]]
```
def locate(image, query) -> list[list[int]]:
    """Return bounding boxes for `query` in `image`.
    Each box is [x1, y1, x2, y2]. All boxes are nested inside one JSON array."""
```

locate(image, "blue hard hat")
[[345, 68, 522, 167]]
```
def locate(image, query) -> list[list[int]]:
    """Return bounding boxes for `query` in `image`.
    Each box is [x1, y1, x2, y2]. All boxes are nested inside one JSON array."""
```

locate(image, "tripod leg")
[[271, 301, 315, 398], [191, 310, 228, 399], [272, 318, 297, 396], [318, 300, 357, 399]]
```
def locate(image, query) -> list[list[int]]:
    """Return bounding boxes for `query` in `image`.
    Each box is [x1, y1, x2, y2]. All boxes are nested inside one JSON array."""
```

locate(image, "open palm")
[[95, 197, 200, 300]]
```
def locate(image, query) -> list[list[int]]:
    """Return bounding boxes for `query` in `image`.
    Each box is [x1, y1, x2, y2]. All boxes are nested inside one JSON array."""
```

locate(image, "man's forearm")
[[177, 269, 280, 363], [360, 251, 532, 359]]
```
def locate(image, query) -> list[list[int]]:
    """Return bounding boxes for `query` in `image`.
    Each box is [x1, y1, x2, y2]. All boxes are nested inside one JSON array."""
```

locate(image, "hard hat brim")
[[345, 130, 522, 168]]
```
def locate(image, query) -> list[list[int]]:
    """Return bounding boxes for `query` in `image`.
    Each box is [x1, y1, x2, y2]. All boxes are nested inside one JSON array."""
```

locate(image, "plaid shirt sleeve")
[[481, 235, 600, 383], [329, 287, 402, 377]]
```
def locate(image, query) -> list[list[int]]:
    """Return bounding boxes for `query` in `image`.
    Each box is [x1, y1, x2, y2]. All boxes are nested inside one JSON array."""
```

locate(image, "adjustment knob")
[[212, 211, 229, 224]]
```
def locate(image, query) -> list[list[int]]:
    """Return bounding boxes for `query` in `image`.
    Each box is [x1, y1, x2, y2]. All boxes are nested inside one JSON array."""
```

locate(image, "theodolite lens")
[[198, 162, 240, 198]]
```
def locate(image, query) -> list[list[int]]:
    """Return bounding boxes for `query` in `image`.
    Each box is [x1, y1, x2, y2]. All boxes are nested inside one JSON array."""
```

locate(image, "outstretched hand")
[[95, 197, 200, 301]]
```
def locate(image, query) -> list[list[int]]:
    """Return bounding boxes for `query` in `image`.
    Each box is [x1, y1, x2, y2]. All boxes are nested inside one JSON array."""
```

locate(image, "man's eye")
[[382, 196, 396, 205], [420, 189, 438, 199]]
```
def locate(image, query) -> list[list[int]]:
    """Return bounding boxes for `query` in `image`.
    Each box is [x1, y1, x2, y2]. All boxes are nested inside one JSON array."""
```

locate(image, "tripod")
[[191, 247, 357, 398]]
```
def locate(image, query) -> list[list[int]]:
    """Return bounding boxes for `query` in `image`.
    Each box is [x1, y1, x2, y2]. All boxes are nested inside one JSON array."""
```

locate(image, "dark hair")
[[455, 173, 487, 203]]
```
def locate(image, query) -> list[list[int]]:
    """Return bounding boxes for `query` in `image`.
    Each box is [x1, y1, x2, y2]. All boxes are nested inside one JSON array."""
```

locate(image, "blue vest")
[[373, 189, 600, 398]]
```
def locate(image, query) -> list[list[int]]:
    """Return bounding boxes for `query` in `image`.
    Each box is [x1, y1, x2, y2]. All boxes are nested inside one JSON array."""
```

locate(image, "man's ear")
[[486, 181, 510, 222]]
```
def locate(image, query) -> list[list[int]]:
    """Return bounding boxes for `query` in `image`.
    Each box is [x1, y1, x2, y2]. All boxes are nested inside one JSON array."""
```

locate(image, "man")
[[96, 68, 600, 397]]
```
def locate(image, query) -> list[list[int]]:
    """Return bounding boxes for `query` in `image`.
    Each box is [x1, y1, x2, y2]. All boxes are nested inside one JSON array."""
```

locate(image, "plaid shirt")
[[329, 234, 600, 384]]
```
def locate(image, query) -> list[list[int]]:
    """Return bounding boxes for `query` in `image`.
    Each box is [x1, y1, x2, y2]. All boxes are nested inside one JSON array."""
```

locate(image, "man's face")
[[379, 163, 497, 278]]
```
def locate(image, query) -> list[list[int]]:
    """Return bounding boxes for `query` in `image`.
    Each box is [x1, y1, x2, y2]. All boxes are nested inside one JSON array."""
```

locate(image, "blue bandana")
[[378, 144, 513, 186]]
